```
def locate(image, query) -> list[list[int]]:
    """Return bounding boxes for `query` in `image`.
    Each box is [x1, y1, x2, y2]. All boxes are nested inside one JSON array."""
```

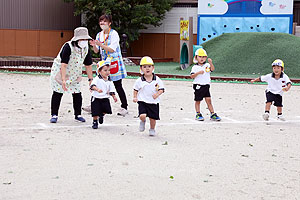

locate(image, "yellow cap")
[[97, 59, 110, 72], [272, 59, 284, 70], [193, 48, 207, 63], [140, 56, 154, 66]]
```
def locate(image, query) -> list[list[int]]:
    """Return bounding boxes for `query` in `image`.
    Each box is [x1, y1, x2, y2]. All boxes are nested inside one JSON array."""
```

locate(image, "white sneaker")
[[262, 113, 269, 121], [149, 129, 156, 136], [117, 108, 128, 116], [139, 120, 146, 132], [277, 115, 285, 121]]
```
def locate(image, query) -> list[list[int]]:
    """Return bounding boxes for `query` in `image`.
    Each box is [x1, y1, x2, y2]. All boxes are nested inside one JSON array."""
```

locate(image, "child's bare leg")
[[265, 102, 272, 112], [139, 114, 147, 132], [195, 101, 201, 113], [93, 116, 98, 121], [276, 106, 285, 120], [149, 118, 157, 136], [205, 97, 214, 113], [140, 114, 146, 122], [277, 106, 282, 114], [262, 102, 272, 121], [149, 118, 156, 129]]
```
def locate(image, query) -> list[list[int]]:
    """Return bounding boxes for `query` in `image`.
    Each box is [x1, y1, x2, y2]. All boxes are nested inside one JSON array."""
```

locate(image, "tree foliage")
[[64, 0, 175, 43]]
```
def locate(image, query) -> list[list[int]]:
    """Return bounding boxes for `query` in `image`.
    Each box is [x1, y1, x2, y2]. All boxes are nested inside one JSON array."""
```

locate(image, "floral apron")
[[50, 41, 88, 93], [98, 29, 127, 81]]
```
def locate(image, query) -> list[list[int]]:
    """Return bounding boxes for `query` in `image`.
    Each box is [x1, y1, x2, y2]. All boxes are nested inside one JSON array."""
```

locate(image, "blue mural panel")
[[197, 0, 294, 44]]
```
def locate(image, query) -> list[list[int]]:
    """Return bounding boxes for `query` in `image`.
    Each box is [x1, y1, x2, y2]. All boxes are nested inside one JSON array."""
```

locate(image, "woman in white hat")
[[89, 14, 128, 116], [50, 27, 94, 123]]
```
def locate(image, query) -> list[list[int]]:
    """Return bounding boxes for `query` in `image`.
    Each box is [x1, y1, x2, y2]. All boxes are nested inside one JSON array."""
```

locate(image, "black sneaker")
[[210, 113, 221, 121], [99, 116, 104, 124], [92, 121, 98, 129]]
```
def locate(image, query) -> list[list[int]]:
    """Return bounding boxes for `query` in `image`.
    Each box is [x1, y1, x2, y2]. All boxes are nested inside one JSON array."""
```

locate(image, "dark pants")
[[51, 91, 82, 116], [113, 79, 128, 110]]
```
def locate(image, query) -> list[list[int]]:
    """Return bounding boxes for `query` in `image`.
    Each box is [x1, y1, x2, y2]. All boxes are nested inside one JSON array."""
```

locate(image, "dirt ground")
[[1, 72, 300, 200]]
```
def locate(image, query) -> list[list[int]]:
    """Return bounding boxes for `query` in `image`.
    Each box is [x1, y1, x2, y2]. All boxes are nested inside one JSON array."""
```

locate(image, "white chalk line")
[[1, 118, 300, 131]]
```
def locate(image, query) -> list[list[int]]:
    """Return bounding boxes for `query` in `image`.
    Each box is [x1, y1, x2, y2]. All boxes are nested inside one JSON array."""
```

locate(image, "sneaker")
[[210, 113, 221, 121], [277, 115, 285, 121], [82, 105, 91, 114], [195, 113, 204, 121], [75, 115, 86, 122], [50, 115, 58, 123], [149, 129, 156, 136], [117, 108, 128, 116], [99, 116, 104, 124], [92, 121, 98, 129], [262, 113, 269, 121], [139, 120, 146, 132]]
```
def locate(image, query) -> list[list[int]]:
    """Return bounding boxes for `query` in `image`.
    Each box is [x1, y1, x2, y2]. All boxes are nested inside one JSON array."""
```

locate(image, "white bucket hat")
[[71, 27, 92, 42]]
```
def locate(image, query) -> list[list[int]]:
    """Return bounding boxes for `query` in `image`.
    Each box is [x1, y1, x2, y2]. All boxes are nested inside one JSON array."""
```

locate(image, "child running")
[[133, 56, 165, 136], [251, 59, 292, 121], [90, 60, 118, 129], [190, 48, 221, 121]]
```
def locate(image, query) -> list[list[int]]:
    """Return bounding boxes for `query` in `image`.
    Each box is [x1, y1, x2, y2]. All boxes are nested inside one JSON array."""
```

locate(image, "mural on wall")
[[197, 0, 294, 44], [180, 20, 190, 41]]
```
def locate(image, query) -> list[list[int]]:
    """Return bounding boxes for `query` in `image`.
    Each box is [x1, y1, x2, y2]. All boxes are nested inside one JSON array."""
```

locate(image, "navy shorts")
[[266, 91, 283, 107], [193, 84, 211, 101], [138, 101, 160, 120], [91, 97, 112, 117]]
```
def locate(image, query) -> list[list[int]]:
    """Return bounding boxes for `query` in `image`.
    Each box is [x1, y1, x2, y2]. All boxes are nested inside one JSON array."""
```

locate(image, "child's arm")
[[152, 89, 164, 99], [133, 90, 138, 103], [90, 85, 103, 93], [250, 77, 261, 83], [208, 58, 215, 71], [190, 70, 204, 78], [283, 83, 292, 92]]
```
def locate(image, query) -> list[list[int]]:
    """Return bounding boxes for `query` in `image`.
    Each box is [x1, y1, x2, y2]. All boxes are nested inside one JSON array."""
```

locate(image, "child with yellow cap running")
[[191, 48, 221, 121], [251, 59, 292, 121], [133, 56, 165, 136], [90, 59, 118, 129]]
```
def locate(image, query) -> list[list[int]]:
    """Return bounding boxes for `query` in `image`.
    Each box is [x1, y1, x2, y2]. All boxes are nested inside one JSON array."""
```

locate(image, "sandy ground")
[[0, 72, 300, 200]]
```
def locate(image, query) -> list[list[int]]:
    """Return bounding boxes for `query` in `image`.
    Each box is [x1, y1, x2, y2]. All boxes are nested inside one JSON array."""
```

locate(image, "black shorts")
[[193, 84, 211, 101], [266, 91, 283, 107], [138, 101, 160, 120], [91, 97, 112, 117]]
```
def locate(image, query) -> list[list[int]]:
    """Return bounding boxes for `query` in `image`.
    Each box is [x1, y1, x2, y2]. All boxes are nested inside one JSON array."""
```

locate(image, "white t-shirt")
[[95, 29, 119, 52], [133, 74, 164, 104], [190, 63, 212, 85], [90, 75, 116, 99], [260, 72, 291, 96]]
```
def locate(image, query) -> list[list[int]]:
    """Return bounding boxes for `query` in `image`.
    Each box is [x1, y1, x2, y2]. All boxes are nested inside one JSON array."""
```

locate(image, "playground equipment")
[[197, 0, 294, 44], [179, 17, 194, 70]]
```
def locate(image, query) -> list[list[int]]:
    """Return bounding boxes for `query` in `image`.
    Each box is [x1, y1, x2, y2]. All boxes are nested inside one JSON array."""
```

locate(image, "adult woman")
[[50, 27, 94, 123], [90, 14, 128, 116]]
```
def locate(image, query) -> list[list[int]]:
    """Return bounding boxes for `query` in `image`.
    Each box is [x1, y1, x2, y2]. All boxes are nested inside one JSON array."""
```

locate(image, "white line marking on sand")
[[37, 123, 48, 128], [0, 119, 299, 131]]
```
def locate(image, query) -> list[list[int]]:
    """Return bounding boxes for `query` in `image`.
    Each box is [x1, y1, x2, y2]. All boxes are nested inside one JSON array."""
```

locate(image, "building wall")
[[0, 0, 80, 30], [129, 7, 198, 62], [130, 33, 197, 62], [0, 0, 80, 57], [0, 29, 73, 57]]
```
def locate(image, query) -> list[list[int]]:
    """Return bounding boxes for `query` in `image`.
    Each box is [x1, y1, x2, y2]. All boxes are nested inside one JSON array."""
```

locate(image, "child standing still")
[[190, 48, 221, 121], [133, 56, 165, 136], [251, 59, 291, 121], [90, 60, 118, 129]]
